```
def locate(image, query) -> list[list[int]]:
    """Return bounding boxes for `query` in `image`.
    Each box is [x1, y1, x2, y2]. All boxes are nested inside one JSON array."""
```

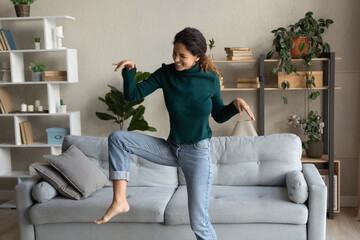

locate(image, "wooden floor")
[[0, 207, 359, 240]]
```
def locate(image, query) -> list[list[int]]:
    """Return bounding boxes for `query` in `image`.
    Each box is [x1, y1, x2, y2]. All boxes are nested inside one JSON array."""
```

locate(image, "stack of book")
[[219, 77, 224, 89], [237, 77, 260, 88], [0, 87, 14, 114], [0, 29, 16, 51], [19, 121, 34, 145], [225, 47, 253, 61]]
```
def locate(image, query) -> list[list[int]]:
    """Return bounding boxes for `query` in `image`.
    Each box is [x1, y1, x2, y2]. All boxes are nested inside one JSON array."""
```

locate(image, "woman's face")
[[172, 43, 200, 71]]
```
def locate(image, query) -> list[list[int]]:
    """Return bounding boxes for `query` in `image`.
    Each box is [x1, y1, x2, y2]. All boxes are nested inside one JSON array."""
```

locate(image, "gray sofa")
[[16, 133, 327, 240]]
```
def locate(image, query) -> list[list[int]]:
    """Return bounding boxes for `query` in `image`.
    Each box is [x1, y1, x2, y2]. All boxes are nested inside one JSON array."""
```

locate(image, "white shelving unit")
[[0, 16, 81, 208]]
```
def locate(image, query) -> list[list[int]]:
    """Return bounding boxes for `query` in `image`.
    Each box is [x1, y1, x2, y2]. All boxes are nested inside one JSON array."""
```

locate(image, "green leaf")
[[270, 68, 278, 75], [298, 41, 306, 52], [95, 112, 117, 121], [135, 72, 151, 83], [282, 96, 288, 104], [281, 81, 287, 90], [266, 50, 275, 59], [309, 91, 320, 100], [286, 81, 290, 88]]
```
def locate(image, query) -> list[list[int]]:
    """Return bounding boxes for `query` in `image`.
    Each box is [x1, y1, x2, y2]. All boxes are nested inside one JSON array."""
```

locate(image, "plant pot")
[[306, 140, 324, 158], [291, 36, 308, 58], [31, 72, 43, 82], [58, 105, 67, 114], [34, 42, 40, 50], [14, 4, 30, 17]]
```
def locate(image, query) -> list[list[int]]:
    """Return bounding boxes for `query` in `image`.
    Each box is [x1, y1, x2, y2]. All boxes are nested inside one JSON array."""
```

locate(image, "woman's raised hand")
[[233, 98, 256, 121], [112, 60, 135, 71]]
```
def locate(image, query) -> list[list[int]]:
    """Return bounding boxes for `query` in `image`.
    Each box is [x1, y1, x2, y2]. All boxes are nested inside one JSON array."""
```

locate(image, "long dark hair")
[[173, 27, 220, 77]]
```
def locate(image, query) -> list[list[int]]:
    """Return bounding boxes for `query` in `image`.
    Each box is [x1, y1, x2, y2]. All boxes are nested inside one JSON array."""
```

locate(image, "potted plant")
[[34, 37, 40, 49], [28, 61, 45, 81], [288, 110, 325, 158], [267, 11, 333, 104], [208, 38, 215, 60], [58, 99, 66, 113], [96, 68, 157, 132], [10, 0, 36, 17]]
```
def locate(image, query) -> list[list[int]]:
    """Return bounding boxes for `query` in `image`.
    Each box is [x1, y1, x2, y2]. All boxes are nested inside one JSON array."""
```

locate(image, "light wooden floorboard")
[[0, 207, 359, 240]]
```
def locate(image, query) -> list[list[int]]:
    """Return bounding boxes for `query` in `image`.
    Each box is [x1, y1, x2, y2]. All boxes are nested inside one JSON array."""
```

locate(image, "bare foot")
[[94, 200, 130, 224]]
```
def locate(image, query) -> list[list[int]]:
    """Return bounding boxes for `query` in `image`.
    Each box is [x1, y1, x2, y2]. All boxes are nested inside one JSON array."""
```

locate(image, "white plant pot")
[[34, 42, 40, 50], [58, 105, 67, 114]]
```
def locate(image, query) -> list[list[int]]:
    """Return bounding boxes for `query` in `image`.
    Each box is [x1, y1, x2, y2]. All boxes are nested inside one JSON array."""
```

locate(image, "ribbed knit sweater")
[[122, 62, 238, 144]]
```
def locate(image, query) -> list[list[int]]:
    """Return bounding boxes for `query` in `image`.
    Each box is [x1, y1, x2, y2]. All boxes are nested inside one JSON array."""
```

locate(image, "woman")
[[95, 27, 255, 240]]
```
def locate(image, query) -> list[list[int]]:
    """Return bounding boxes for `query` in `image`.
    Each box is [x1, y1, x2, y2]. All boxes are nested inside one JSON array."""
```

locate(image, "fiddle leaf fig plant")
[[267, 11, 333, 104], [96, 69, 157, 132]]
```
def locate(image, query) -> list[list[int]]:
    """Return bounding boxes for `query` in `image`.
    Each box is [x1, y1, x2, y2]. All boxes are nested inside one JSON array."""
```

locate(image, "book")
[[0, 99, 5, 113], [23, 121, 34, 144], [227, 56, 253, 61], [0, 30, 8, 50], [224, 47, 250, 51], [237, 77, 259, 83], [2, 29, 16, 50], [237, 83, 260, 88], [20, 122, 27, 144], [0, 35, 4, 50], [0, 87, 14, 114], [0, 30, 10, 50]]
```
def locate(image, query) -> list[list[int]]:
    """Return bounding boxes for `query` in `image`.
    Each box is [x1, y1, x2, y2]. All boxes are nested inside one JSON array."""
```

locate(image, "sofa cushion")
[[29, 186, 176, 225], [164, 186, 308, 225], [44, 145, 111, 198], [34, 164, 83, 200], [179, 134, 303, 186], [286, 170, 308, 204], [62, 135, 178, 188], [31, 181, 58, 203]]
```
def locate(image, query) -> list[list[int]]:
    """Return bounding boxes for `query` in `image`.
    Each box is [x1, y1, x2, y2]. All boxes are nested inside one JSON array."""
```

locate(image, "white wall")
[[0, 0, 359, 202]]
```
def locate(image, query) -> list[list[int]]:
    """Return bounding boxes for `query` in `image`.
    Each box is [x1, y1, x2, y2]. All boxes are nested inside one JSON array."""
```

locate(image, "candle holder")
[[54, 26, 65, 49]]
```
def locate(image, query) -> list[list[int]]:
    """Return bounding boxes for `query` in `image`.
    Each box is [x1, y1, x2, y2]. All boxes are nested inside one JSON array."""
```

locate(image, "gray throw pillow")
[[34, 164, 82, 200], [44, 145, 110, 198], [286, 170, 309, 204], [31, 181, 58, 203]]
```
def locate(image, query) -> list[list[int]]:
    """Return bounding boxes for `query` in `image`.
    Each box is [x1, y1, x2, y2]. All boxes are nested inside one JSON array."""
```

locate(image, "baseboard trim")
[[341, 196, 358, 207]]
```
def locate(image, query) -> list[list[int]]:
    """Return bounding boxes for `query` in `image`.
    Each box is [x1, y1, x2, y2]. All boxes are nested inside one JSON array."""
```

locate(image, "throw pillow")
[[44, 145, 110, 198], [31, 181, 58, 203], [34, 164, 82, 200], [286, 170, 309, 204]]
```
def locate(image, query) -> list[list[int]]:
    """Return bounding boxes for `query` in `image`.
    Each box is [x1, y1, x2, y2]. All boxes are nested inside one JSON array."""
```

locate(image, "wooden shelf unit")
[[215, 53, 339, 218]]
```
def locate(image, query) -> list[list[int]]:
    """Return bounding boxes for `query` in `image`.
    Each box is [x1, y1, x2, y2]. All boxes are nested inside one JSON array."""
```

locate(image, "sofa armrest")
[[15, 176, 41, 240], [302, 164, 327, 240]]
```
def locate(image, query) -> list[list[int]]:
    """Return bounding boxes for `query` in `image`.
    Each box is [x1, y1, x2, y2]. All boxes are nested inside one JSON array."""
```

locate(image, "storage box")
[[46, 128, 70, 145], [277, 71, 323, 88], [44, 71, 67, 82]]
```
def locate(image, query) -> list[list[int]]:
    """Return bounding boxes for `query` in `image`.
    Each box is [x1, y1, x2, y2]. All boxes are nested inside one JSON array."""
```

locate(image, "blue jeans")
[[108, 131, 217, 240]]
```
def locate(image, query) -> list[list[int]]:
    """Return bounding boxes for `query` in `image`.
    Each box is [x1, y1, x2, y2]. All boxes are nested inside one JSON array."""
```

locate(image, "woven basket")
[[14, 5, 30, 17]]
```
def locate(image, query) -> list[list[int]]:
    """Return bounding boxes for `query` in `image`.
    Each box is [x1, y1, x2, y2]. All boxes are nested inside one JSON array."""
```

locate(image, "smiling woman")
[[96, 27, 255, 240]]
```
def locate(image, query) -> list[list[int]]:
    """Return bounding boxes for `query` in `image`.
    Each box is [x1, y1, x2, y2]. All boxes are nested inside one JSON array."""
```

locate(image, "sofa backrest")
[[179, 134, 302, 186], [62, 135, 178, 188]]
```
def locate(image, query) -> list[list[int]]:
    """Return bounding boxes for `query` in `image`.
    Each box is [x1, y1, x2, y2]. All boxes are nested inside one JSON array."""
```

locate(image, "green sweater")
[[122, 62, 238, 144]]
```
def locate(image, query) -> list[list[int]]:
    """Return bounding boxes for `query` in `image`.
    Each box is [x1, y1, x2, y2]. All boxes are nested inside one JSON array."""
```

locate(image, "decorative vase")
[[14, 4, 30, 17], [209, 49, 214, 60], [58, 105, 67, 114], [306, 140, 324, 158], [290, 36, 308, 59], [31, 72, 43, 82]]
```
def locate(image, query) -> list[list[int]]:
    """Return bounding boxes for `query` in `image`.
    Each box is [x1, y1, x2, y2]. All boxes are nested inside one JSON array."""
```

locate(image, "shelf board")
[[0, 200, 16, 209], [0, 142, 61, 148], [0, 16, 75, 21], [264, 57, 342, 63], [301, 154, 340, 163], [0, 80, 76, 85], [0, 111, 80, 117], [214, 60, 257, 63], [0, 171, 31, 178], [221, 88, 259, 91], [264, 86, 341, 91], [0, 48, 73, 54]]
